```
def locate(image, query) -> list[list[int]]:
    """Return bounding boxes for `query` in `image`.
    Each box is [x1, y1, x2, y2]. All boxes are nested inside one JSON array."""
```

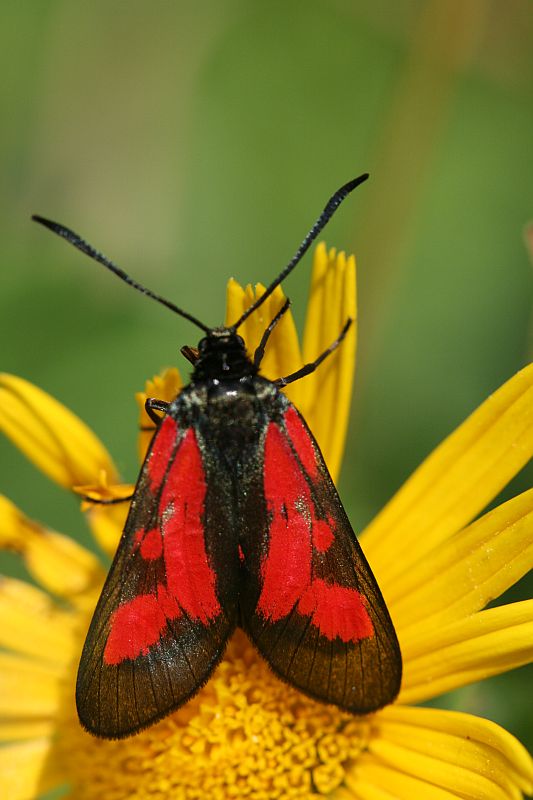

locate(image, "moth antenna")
[[253, 297, 291, 368], [231, 173, 369, 331], [32, 215, 211, 333]]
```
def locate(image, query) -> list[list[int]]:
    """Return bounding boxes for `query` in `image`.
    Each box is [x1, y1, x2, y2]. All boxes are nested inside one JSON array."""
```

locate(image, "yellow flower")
[[1, 243, 532, 799]]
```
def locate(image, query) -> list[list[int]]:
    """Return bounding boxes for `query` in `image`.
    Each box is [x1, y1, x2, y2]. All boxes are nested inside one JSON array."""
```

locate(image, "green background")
[[1, 0, 532, 774]]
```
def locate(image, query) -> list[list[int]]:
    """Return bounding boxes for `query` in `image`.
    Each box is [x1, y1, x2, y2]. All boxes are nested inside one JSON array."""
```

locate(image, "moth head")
[[191, 328, 252, 380]]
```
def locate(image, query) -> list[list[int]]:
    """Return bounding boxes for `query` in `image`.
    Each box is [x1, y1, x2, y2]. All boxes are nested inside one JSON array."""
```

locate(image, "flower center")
[[54, 630, 371, 798]]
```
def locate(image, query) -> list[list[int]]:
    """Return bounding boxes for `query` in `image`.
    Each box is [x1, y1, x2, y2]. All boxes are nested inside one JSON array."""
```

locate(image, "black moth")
[[33, 174, 401, 739]]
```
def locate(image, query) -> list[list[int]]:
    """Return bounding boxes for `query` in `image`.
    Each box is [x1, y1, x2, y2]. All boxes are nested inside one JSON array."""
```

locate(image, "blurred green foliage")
[[1, 0, 532, 763]]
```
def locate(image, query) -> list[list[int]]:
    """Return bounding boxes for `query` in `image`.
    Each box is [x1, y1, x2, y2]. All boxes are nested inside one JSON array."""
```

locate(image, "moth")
[[33, 174, 401, 738]]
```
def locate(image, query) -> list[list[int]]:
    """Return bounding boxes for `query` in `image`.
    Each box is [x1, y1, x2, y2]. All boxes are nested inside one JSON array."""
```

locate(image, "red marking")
[[104, 428, 220, 665], [238, 544, 245, 563], [284, 407, 318, 479], [139, 528, 163, 560], [147, 417, 178, 491], [297, 579, 373, 642], [258, 422, 374, 643], [258, 424, 311, 620], [104, 585, 181, 664], [313, 519, 334, 552], [159, 429, 220, 623]]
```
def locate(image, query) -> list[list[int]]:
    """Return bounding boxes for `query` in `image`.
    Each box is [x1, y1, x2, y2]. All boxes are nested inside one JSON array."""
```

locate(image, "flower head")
[[1, 243, 532, 799]]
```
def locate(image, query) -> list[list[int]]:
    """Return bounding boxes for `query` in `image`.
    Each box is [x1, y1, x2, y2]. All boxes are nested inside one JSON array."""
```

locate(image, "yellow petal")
[[300, 243, 357, 482], [75, 477, 133, 556], [224, 247, 357, 483], [362, 364, 533, 586], [0, 738, 60, 800], [0, 653, 61, 717], [375, 715, 525, 799], [344, 779, 398, 800], [400, 600, 533, 703], [225, 279, 302, 387], [224, 276, 247, 330], [351, 756, 458, 799], [0, 720, 54, 742], [389, 489, 533, 627], [380, 705, 533, 794], [367, 740, 515, 800], [84, 502, 129, 556], [0, 495, 103, 598], [136, 367, 183, 462], [0, 373, 118, 488], [0, 578, 76, 665], [254, 285, 302, 392]]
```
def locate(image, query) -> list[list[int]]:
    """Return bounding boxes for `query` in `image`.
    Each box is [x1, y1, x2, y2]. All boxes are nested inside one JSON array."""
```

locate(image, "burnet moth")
[[33, 174, 401, 739]]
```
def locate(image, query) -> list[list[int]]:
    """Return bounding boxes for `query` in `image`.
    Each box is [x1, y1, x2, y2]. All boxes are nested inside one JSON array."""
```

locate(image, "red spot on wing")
[[159, 428, 221, 623], [136, 528, 163, 560], [147, 417, 178, 491], [104, 585, 181, 665], [312, 519, 334, 552], [104, 428, 221, 665], [297, 579, 373, 642], [258, 422, 374, 643], [258, 424, 312, 620], [284, 406, 318, 479]]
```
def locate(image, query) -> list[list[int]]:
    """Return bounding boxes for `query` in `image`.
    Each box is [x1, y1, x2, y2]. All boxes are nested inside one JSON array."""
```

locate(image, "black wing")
[[240, 402, 402, 713], [76, 414, 238, 738]]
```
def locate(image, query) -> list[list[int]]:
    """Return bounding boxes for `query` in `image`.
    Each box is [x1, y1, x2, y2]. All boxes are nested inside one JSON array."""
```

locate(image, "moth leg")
[[145, 398, 170, 426], [79, 493, 133, 505], [274, 318, 353, 388], [253, 298, 291, 369]]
